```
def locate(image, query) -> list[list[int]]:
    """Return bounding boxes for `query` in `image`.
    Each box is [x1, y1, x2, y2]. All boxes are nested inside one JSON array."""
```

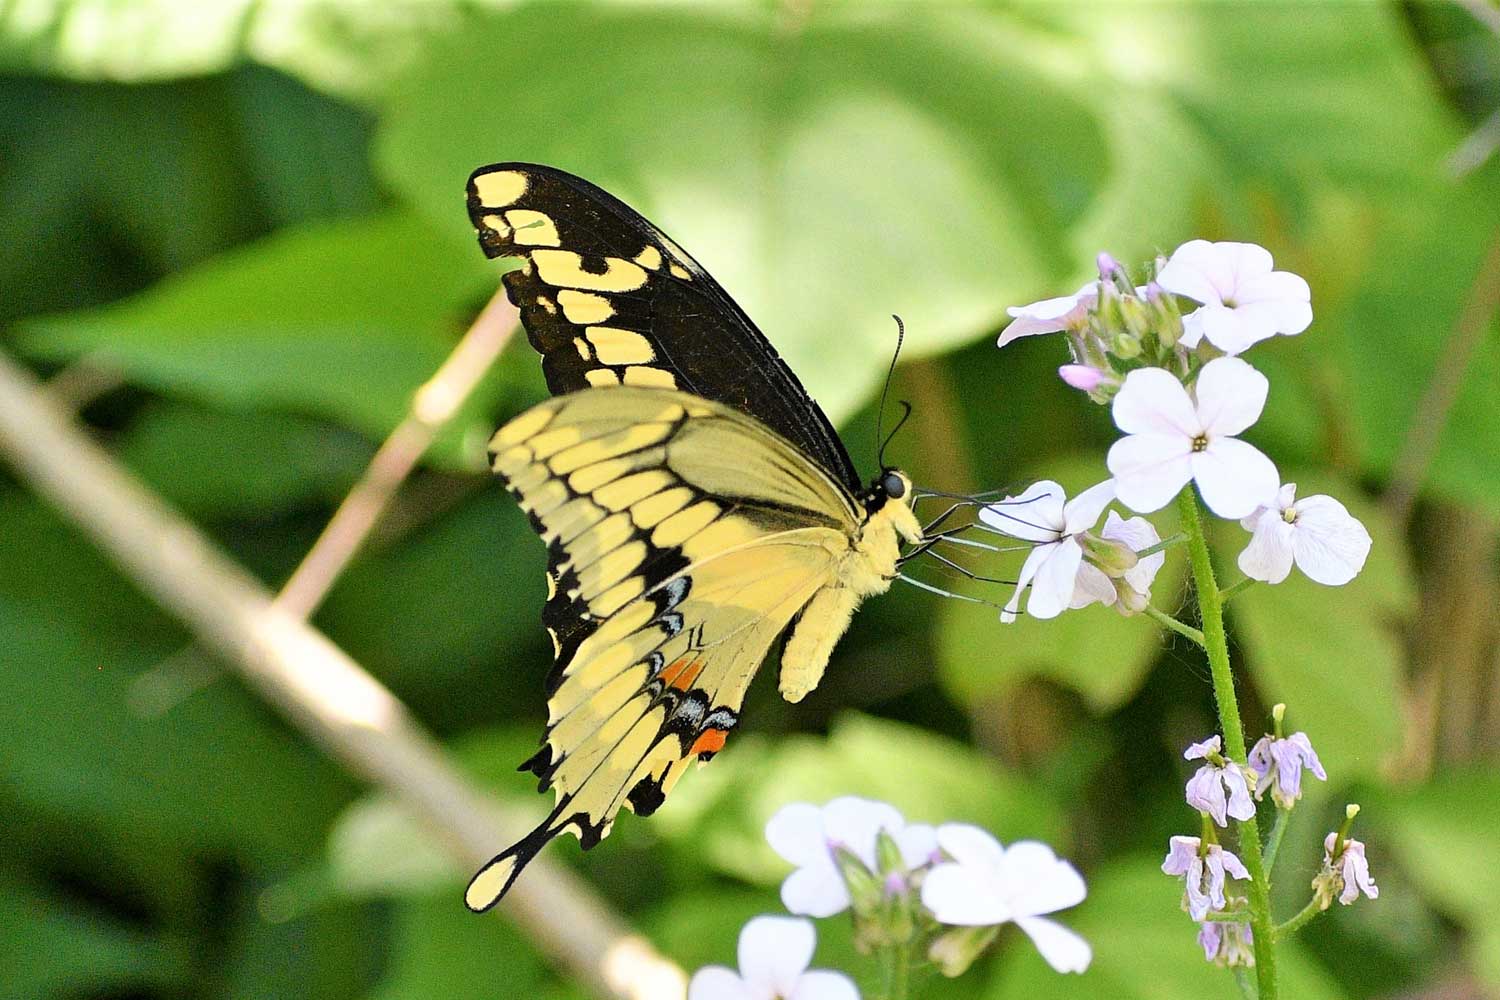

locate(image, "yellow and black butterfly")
[[463, 163, 928, 912]]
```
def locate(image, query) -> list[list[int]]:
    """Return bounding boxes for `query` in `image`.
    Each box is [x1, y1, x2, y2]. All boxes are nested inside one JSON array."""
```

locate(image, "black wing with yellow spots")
[[466, 162, 860, 493]]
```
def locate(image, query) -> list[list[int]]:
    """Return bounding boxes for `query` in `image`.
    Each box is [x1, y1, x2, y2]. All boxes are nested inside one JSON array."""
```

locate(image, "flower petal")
[[1101, 511, 1165, 593], [689, 966, 753, 1000], [1003, 542, 1054, 623], [1237, 510, 1296, 584], [1195, 305, 1259, 355], [980, 481, 1066, 540], [921, 863, 1011, 926], [1184, 736, 1222, 760], [1026, 537, 1083, 620], [998, 286, 1096, 347], [1161, 836, 1200, 875], [780, 864, 849, 918], [1112, 368, 1201, 437], [936, 823, 1006, 870], [1289, 494, 1371, 585], [738, 916, 815, 993], [999, 841, 1087, 916], [1192, 438, 1280, 519], [1107, 434, 1194, 514], [766, 803, 827, 866], [1186, 765, 1229, 826], [1158, 239, 1230, 306], [1015, 917, 1092, 973], [1194, 357, 1269, 438], [822, 797, 904, 869], [1218, 847, 1250, 881], [1071, 561, 1117, 609], [1061, 479, 1116, 535], [788, 970, 861, 1000], [896, 824, 940, 869]]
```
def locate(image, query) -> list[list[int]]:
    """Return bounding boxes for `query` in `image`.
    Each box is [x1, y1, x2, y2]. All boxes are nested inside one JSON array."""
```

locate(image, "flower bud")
[[1119, 295, 1152, 341], [1145, 280, 1184, 347], [1059, 364, 1106, 392], [1111, 332, 1142, 359], [1112, 577, 1151, 616], [1080, 531, 1139, 578], [928, 925, 999, 978], [875, 830, 906, 877], [833, 844, 885, 918]]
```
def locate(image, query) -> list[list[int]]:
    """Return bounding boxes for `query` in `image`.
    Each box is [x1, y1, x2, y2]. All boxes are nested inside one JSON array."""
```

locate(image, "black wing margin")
[[466, 161, 860, 493]]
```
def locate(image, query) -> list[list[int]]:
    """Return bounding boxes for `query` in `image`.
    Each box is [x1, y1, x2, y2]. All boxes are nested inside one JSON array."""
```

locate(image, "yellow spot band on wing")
[[472, 170, 528, 208], [505, 209, 561, 247], [623, 366, 676, 389], [558, 290, 615, 324], [465, 855, 518, 911], [633, 245, 663, 270], [586, 327, 655, 366], [585, 369, 620, 387], [532, 249, 648, 293]]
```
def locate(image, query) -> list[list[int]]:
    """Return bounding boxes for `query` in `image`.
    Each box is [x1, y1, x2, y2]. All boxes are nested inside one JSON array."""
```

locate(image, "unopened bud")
[[875, 830, 906, 877], [928, 925, 999, 978], [1113, 578, 1150, 616], [1271, 703, 1286, 739], [833, 845, 884, 917], [1111, 332, 1142, 359], [1059, 364, 1105, 392], [1080, 532, 1139, 577], [1145, 281, 1184, 347], [1119, 295, 1152, 340]]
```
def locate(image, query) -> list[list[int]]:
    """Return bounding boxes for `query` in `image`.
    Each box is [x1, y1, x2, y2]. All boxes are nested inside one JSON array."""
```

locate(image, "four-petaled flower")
[[1184, 736, 1256, 827], [1321, 833, 1379, 906], [1161, 835, 1250, 921], [688, 916, 859, 1000], [766, 797, 936, 918], [921, 824, 1092, 973], [980, 480, 1116, 622], [1238, 483, 1372, 586], [1107, 357, 1280, 519], [1157, 240, 1312, 355], [997, 284, 1097, 348], [1248, 731, 1327, 810], [1072, 510, 1165, 615]]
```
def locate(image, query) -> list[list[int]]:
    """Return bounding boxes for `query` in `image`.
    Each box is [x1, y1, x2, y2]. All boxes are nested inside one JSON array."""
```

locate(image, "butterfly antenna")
[[873, 315, 906, 467]]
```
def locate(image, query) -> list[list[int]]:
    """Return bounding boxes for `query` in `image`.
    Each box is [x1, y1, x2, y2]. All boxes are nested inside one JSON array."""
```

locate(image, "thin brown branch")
[[1384, 231, 1500, 524], [0, 348, 685, 1000], [276, 290, 520, 618]]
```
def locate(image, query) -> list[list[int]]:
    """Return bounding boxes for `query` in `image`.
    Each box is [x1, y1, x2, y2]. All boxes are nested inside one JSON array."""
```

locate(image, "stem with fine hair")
[[1176, 488, 1278, 997]]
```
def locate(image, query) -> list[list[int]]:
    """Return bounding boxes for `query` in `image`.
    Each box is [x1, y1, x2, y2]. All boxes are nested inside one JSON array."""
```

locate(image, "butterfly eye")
[[881, 471, 906, 499]]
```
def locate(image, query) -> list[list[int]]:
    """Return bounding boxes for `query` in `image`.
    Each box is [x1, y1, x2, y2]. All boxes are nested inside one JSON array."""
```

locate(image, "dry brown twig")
[[0, 331, 687, 998]]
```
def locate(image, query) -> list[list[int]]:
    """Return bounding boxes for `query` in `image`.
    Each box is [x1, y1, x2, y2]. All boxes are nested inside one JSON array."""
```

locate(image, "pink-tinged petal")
[[1290, 495, 1371, 585], [980, 480, 1066, 541], [766, 803, 827, 866], [936, 823, 1006, 869], [1237, 510, 1296, 584], [1158, 239, 1229, 305], [781, 864, 849, 918], [1107, 434, 1194, 514], [1027, 537, 1083, 620], [1161, 836, 1200, 876], [739, 916, 815, 992], [921, 863, 1011, 925], [1192, 438, 1280, 519], [1184, 736, 1221, 760], [1194, 305, 1258, 355], [1000, 841, 1088, 916], [1111, 368, 1200, 437], [1194, 357, 1269, 437], [1287, 732, 1327, 780], [1015, 917, 1092, 973], [1059, 364, 1105, 391], [1186, 765, 1229, 826], [997, 286, 1096, 347], [1218, 847, 1250, 881], [788, 970, 861, 1000], [1071, 562, 1116, 609], [689, 966, 753, 1000], [1102, 512, 1164, 592], [1003, 543, 1055, 623], [1061, 479, 1116, 534], [896, 824, 940, 869], [1222, 767, 1257, 821]]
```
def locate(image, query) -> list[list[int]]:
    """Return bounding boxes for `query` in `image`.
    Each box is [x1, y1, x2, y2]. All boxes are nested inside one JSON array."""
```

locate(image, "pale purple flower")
[[978, 480, 1115, 622], [1106, 357, 1280, 519], [1157, 240, 1311, 355], [765, 797, 936, 918], [997, 283, 1097, 348], [1198, 912, 1255, 967], [1071, 510, 1165, 614], [1161, 835, 1250, 921], [1185, 736, 1256, 826], [1248, 731, 1327, 809], [1059, 364, 1108, 392], [1324, 833, 1379, 905], [1238, 483, 1372, 586], [688, 916, 859, 1000], [921, 824, 1091, 974]]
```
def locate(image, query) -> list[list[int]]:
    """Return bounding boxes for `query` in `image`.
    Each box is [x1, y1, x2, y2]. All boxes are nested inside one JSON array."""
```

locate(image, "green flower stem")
[[1176, 489, 1279, 998], [1145, 605, 1207, 646], [1220, 577, 1256, 603], [881, 940, 912, 1000], [1234, 968, 1257, 1000], [1136, 531, 1188, 559], [1274, 897, 1326, 939], [1263, 807, 1291, 874]]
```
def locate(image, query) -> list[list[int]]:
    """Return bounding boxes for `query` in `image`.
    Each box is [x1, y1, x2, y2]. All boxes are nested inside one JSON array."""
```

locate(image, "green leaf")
[[1218, 477, 1415, 777], [15, 211, 498, 468], [984, 857, 1347, 1000], [365, 893, 552, 1000], [655, 713, 1061, 886]]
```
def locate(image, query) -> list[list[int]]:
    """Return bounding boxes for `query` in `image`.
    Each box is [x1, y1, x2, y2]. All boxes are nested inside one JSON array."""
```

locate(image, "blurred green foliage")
[[3, 2, 1499, 999]]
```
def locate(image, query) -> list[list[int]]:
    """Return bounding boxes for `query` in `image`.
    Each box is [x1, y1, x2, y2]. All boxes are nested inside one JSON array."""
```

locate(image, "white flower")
[[688, 916, 859, 1000], [1106, 357, 1280, 519], [1323, 833, 1379, 906], [1184, 736, 1257, 827], [1072, 510, 1165, 614], [1157, 240, 1311, 355], [1237, 483, 1372, 585], [1248, 730, 1327, 809], [921, 824, 1091, 974], [997, 283, 1096, 348], [1161, 836, 1250, 921], [765, 797, 937, 918], [979, 480, 1115, 622]]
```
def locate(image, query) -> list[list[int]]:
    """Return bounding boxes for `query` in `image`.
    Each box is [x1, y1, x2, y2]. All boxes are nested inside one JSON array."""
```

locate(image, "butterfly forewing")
[[466, 162, 860, 492]]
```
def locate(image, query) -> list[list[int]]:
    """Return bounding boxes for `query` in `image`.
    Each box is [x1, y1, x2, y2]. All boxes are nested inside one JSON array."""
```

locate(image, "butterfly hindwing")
[[466, 162, 861, 492], [465, 387, 859, 911]]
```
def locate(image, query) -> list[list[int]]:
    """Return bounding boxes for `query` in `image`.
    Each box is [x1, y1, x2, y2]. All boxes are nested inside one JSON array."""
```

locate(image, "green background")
[[2, 2, 1498, 998]]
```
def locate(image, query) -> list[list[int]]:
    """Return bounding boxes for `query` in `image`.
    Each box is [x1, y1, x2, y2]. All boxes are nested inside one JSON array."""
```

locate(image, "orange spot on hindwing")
[[689, 727, 728, 758]]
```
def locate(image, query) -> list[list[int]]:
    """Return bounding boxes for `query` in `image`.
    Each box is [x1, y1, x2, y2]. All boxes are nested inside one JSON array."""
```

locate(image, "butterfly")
[[462, 163, 927, 912]]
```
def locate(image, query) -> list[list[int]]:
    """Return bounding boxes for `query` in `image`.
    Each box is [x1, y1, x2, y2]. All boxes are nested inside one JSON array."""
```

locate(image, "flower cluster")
[[686, 796, 1091, 998], [985, 240, 1370, 623]]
